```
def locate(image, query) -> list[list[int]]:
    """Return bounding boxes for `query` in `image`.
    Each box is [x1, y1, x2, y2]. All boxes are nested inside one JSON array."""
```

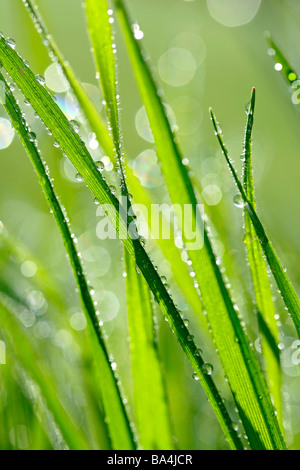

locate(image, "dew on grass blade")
[[35, 74, 45, 86], [233, 194, 244, 208], [202, 363, 213, 375], [5, 38, 16, 49]]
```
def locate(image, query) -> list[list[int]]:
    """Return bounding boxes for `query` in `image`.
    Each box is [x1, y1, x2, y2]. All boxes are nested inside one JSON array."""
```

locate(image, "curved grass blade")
[[21, 0, 115, 159], [112, 0, 285, 450], [0, 70, 135, 450], [0, 295, 90, 450], [21, 0, 204, 327], [125, 251, 174, 449], [243, 88, 282, 425], [210, 107, 300, 339], [0, 35, 243, 451]]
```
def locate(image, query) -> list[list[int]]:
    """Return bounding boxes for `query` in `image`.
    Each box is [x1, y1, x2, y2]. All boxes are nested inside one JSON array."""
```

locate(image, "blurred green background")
[[1, 0, 300, 450]]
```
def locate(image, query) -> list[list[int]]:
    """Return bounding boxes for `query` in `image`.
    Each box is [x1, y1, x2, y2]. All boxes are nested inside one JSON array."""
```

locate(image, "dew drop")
[[35, 74, 45, 86], [192, 372, 199, 381], [95, 160, 104, 171], [5, 38, 16, 49], [233, 194, 244, 208], [27, 131, 36, 142], [75, 173, 83, 182], [274, 63, 283, 71], [53, 139, 60, 148], [201, 363, 213, 375], [93, 197, 100, 205], [70, 120, 80, 133]]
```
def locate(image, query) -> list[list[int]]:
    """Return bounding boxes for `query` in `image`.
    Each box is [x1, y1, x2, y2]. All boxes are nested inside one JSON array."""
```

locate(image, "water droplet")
[[70, 120, 80, 133], [274, 63, 283, 71], [75, 173, 83, 182], [132, 23, 144, 40], [233, 194, 244, 208], [53, 139, 60, 148], [195, 348, 202, 356], [27, 131, 36, 142], [201, 363, 213, 375], [35, 74, 45, 86], [183, 319, 189, 327], [5, 38, 16, 49], [109, 185, 116, 194], [192, 372, 199, 381], [95, 160, 104, 171], [93, 197, 100, 205], [288, 72, 297, 82]]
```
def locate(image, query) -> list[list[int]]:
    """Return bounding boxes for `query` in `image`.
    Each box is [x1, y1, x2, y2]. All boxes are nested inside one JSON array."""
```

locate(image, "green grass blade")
[[21, 0, 115, 159], [85, 1, 173, 447], [242, 88, 282, 424], [0, 70, 135, 450], [124, 251, 174, 449], [113, 0, 285, 449], [266, 34, 298, 88], [0, 35, 243, 450], [125, 166, 205, 324], [210, 107, 300, 339], [0, 295, 90, 450]]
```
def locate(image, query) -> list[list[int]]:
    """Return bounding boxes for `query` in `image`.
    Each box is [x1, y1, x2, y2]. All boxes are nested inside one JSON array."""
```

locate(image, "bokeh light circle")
[[207, 0, 261, 27]]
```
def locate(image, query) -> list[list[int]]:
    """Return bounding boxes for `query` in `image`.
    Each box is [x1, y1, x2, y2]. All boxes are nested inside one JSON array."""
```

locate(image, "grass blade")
[[266, 34, 298, 89], [125, 251, 174, 449], [242, 88, 282, 424], [21, 0, 115, 159], [0, 70, 135, 450], [113, 0, 285, 449], [0, 34, 243, 450], [0, 294, 90, 450], [210, 107, 300, 339]]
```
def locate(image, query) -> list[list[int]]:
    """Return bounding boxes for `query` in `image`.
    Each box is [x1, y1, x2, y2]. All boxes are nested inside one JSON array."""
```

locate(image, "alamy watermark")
[[96, 197, 204, 250]]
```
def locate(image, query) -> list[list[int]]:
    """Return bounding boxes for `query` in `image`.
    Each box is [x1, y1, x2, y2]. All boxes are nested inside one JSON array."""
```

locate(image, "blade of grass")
[[210, 107, 300, 339], [242, 88, 282, 425], [22, 0, 206, 334], [124, 251, 174, 449], [112, 0, 285, 449], [0, 294, 90, 450], [20, 0, 115, 159], [0, 70, 135, 450], [0, 34, 243, 451], [266, 34, 298, 89], [125, 166, 205, 325]]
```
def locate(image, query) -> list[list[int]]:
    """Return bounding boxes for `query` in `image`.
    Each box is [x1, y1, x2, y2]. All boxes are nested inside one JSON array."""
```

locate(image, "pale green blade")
[[242, 88, 282, 425], [112, 0, 285, 449], [0, 33, 243, 450]]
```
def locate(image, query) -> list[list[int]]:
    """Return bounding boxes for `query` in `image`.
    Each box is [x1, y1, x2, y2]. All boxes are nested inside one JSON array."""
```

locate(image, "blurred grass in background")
[[1, 0, 300, 449]]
